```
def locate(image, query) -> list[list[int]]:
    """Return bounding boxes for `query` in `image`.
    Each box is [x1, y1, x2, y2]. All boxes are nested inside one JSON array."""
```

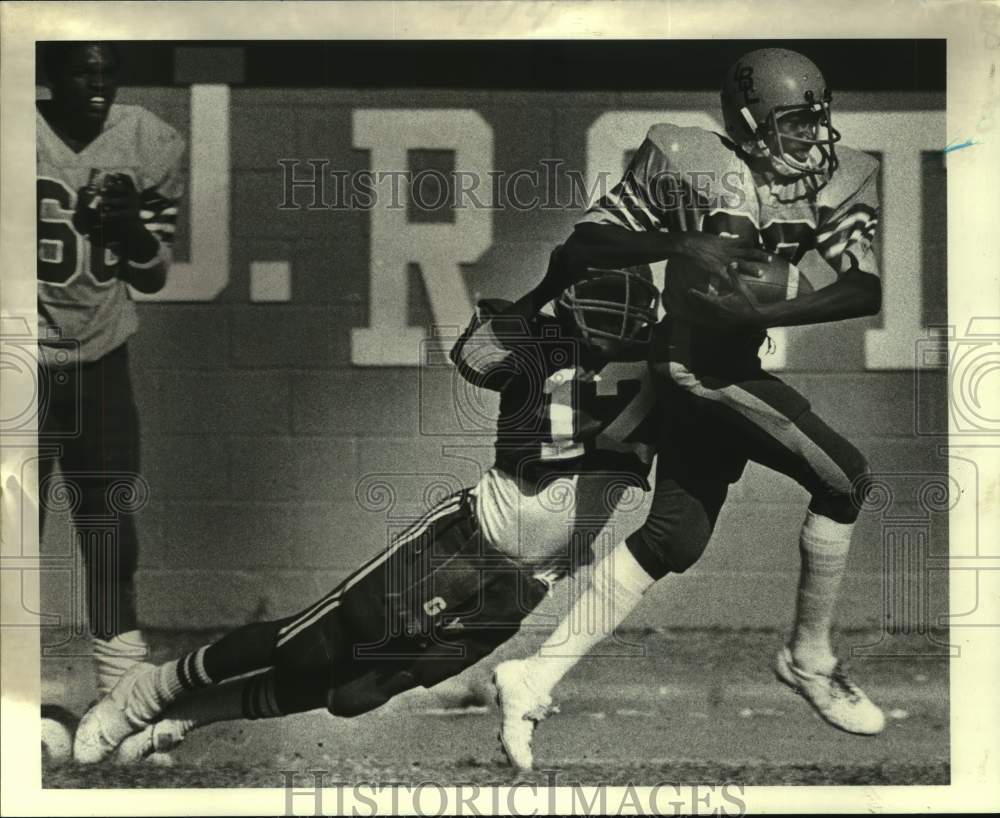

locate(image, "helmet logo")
[[735, 64, 760, 105]]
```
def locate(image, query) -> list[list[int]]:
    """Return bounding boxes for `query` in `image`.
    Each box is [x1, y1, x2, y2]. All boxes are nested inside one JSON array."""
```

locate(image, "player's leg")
[[36, 352, 79, 746], [667, 363, 882, 733], [114, 485, 555, 763], [117, 652, 429, 765], [79, 488, 480, 762], [316, 470, 583, 724], [77, 574, 383, 765], [123, 486, 528, 733], [671, 368, 868, 662], [114, 665, 333, 764], [320, 481, 556, 714], [84, 482, 557, 763], [76, 524, 405, 765], [77, 494, 409, 766], [73, 614, 298, 763], [55, 344, 148, 694], [494, 460, 732, 770]]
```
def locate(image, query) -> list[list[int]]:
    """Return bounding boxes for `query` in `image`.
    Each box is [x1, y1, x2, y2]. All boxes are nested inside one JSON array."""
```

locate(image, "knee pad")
[[811, 450, 871, 525], [625, 479, 721, 579], [627, 510, 712, 578]]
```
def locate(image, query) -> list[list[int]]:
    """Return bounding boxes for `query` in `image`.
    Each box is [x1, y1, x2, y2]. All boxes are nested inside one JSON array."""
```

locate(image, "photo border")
[[2, 1, 998, 814]]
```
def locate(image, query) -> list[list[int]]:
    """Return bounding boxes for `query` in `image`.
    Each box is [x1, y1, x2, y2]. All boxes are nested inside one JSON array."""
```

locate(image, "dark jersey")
[[450, 300, 656, 487]]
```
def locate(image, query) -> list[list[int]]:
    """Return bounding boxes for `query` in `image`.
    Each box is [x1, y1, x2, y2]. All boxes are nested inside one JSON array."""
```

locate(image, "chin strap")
[[739, 105, 831, 179], [739, 107, 771, 157]]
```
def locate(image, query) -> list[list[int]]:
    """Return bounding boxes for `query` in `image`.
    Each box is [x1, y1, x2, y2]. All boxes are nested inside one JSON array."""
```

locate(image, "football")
[[663, 252, 813, 314], [734, 254, 814, 304], [40, 704, 77, 765]]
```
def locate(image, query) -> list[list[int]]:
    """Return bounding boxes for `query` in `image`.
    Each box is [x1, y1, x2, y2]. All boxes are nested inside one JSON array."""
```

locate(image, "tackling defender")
[[36, 43, 185, 701], [73, 246, 707, 763], [495, 47, 886, 770]]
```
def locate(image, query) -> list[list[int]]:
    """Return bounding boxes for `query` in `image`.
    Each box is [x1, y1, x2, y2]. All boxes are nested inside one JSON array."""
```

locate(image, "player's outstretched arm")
[[450, 246, 576, 390]]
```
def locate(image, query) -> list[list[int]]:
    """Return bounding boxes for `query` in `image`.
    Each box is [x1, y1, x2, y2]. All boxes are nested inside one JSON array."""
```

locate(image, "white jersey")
[[37, 103, 185, 362], [580, 122, 880, 276]]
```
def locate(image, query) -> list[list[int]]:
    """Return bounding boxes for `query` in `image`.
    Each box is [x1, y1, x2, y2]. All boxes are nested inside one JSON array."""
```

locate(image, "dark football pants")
[[626, 353, 871, 581], [262, 489, 548, 718], [37, 342, 141, 640], [174, 496, 482, 718]]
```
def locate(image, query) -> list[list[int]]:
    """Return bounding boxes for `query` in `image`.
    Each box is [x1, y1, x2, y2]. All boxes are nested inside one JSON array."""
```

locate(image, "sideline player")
[[495, 47, 886, 770], [36, 43, 185, 700], [73, 246, 691, 763]]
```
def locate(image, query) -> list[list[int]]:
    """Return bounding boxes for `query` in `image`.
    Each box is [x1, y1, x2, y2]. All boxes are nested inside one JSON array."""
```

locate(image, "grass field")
[[42, 628, 949, 789]]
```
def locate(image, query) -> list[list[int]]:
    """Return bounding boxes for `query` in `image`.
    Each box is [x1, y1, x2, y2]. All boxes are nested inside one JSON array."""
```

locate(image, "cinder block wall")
[[40, 80, 949, 639]]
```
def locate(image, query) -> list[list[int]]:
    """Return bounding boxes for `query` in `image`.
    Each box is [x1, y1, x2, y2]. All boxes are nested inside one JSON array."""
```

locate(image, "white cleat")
[[73, 662, 155, 764], [493, 660, 558, 772], [775, 647, 885, 735], [114, 719, 187, 765]]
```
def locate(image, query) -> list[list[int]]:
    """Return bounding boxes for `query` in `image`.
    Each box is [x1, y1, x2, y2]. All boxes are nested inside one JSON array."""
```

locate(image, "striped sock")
[[174, 646, 215, 691], [157, 672, 282, 741], [241, 670, 285, 720], [790, 510, 852, 675], [124, 646, 214, 726]]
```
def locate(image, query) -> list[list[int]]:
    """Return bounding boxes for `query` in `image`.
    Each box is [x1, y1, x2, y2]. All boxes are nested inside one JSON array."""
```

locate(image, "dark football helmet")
[[720, 48, 841, 177], [557, 267, 659, 349]]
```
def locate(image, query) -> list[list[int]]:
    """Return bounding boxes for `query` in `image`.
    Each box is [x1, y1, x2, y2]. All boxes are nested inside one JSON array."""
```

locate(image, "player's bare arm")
[[687, 259, 881, 331], [564, 221, 771, 278], [499, 244, 582, 320]]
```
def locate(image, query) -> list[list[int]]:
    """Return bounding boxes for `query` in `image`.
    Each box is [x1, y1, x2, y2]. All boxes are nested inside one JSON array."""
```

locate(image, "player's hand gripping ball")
[[73, 171, 142, 245], [71, 171, 103, 238], [664, 235, 812, 330], [724, 253, 814, 304]]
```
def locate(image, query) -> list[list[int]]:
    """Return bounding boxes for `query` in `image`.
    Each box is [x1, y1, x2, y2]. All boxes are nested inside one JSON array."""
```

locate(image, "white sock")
[[93, 630, 149, 697], [790, 510, 853, 675], [524, 540, 655, 699], [124, 658, 191, 726]]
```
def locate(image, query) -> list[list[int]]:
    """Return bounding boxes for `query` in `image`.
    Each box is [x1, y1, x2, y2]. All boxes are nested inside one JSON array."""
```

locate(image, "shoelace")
[[829, 663, 863, 703], [524, 702, 560, 724]]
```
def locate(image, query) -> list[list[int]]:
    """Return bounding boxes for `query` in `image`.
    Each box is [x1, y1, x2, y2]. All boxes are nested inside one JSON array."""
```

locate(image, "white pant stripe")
[[667, 362, 851, 495], [276, 496, 461, 634], [276, 497, 463, 647]]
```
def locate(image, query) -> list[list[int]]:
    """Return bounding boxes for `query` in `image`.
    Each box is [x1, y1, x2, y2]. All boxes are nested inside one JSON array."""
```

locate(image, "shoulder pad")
[[645, 123, 742, 172], [132, 104, 184, 142], [822, 146, 879, 206]]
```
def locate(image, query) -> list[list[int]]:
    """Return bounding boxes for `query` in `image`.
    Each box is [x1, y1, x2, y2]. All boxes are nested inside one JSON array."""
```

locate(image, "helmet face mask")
[[722, 49, 841, 178], [760, 90, 841, 175], [556, 268, 658, 352]]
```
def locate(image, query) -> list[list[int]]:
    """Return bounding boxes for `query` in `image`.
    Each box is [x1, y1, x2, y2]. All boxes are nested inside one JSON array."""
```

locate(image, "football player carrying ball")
[[495, 47, 885, 771]]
